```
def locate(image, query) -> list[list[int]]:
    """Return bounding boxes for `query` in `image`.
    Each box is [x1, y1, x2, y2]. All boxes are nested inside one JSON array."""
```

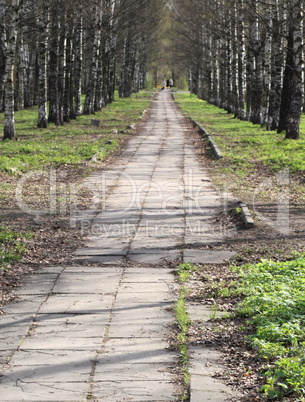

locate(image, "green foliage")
[[177, 262, 196, 283], [175, 93, 305, 173], [233, 257, 305, 399], [0, 226, 31, 268], [0, 91, 153, 175], [174, 263, 195, 398]]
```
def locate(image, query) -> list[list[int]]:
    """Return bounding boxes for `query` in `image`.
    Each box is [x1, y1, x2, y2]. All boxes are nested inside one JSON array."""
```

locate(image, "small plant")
[[210, 304, 219, 319], [0, 226, 31, 269], [235, 207, 242, 216], [177, 262, 197, 283]]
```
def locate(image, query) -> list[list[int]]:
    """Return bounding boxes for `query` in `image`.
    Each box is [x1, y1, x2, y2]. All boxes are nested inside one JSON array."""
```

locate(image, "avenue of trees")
[[169, 0, 304, 139], [0, 0, 163, 140], [1, 0, 304, 141]]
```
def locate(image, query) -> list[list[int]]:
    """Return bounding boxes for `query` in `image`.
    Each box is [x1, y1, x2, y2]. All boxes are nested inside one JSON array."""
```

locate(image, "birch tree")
[[48, 0, 61, 125], [2, 0, 22, 140], [83, 0, 102, 114], [37, 0, 50, 128], [278, 0, 303, 139], [74, 1, 83, 116]]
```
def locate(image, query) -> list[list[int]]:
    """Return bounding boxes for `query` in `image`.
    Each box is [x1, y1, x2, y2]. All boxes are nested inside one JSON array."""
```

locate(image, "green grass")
[[232, 256, 305, 399], [174, 263, 197, 399], [0, 91, 153, 176], [174, 93, 305, 174], [0, 226, 31, 268]]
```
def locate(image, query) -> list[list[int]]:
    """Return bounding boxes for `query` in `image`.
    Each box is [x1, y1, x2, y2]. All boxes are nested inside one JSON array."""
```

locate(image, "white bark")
[[3, 1, 20, 140], [37, 1, 50, 128]]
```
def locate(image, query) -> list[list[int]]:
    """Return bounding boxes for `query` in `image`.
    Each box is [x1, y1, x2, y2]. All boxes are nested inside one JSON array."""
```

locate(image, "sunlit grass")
[[232, 256, 305, 399], [0, 91, 153, 175], [175, 93, 305, 173]]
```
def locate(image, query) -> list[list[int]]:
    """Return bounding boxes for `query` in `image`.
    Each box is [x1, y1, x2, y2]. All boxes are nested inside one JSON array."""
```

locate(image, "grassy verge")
[[174, 93, 305, 173], [174, 93, 305, 206], [0, 90, 154, 297], [232, 256, 305, 400], [0, 91, 153, 176]]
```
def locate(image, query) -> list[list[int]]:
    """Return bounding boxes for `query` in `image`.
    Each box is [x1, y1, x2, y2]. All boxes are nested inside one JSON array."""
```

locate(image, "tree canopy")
[[0, 0, 304, 139]]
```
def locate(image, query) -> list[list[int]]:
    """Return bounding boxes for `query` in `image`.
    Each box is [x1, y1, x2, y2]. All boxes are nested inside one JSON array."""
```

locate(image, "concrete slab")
[[7, 349, 94, 374], [33, 266, 64, 274], [2, 296, 45, 315], [38, 294, 114, 314], [187, 304, 213, 321], [92, 380, 176, 400], [0, 382, 88, 401], [118, 281, 177, 294], [0, 349, 14, 365], [52, 273, 121, 294], [20, 335, 102, 350], [31, 314, 109, 338], [189, 347, 240, 401], [102, 338, 175, 363], [128, 250, 181, 264], [130, 238, 181, 251], [183, 250, 237, 264], [94, 362, 172, 381], [23, 273, 59, 280], [123, 273, 175, 284], [74, 248, 127, 256], [0, 313, 33, 332], [107, 321, 172, 338], [190, 377, 236, 402], [14, 281, 55, 295], [79, 255, 125, 264], [63, 266, 124, 274], [115, 291, 175, 304], [111, 304, 173, 322], [0, 336, 24, 352]]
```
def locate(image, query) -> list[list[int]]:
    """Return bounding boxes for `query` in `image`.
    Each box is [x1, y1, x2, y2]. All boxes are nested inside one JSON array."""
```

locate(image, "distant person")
[[161, 80, 166, 90], [169, 78, 174, 88], [166, 79, 170, 88]]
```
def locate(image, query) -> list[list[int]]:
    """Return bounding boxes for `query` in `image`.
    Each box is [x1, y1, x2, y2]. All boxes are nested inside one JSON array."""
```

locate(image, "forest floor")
[[1, 91, 305, 400]]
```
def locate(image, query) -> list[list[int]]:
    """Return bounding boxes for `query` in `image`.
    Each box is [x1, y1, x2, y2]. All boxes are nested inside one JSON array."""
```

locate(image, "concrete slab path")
[[0, 90, 236, 401]]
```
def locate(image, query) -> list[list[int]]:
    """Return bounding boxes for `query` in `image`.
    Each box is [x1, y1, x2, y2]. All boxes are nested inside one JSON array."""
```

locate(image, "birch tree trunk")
[[74, 1, 83, 116], [63, 22, 75, 122], [3, 0, 20, 141], [231, 1, 239, 117], [0, 4, 6, 113], [237, 0, 246, 120], [280, 1, 304, 139], [48, 0, 61, 125], [83, 0, 102, 115], [267, 0, 283, 131], [37, 1, 50, 128], [15, 29, 25, 110], [58, 12, 66, 125], [261, 2, 272, 125], [248, 0, 263, 124]]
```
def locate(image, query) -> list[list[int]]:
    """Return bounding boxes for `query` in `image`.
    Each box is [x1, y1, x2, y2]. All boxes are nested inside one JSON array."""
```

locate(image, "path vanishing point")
[[0, 90, 239, 401]]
